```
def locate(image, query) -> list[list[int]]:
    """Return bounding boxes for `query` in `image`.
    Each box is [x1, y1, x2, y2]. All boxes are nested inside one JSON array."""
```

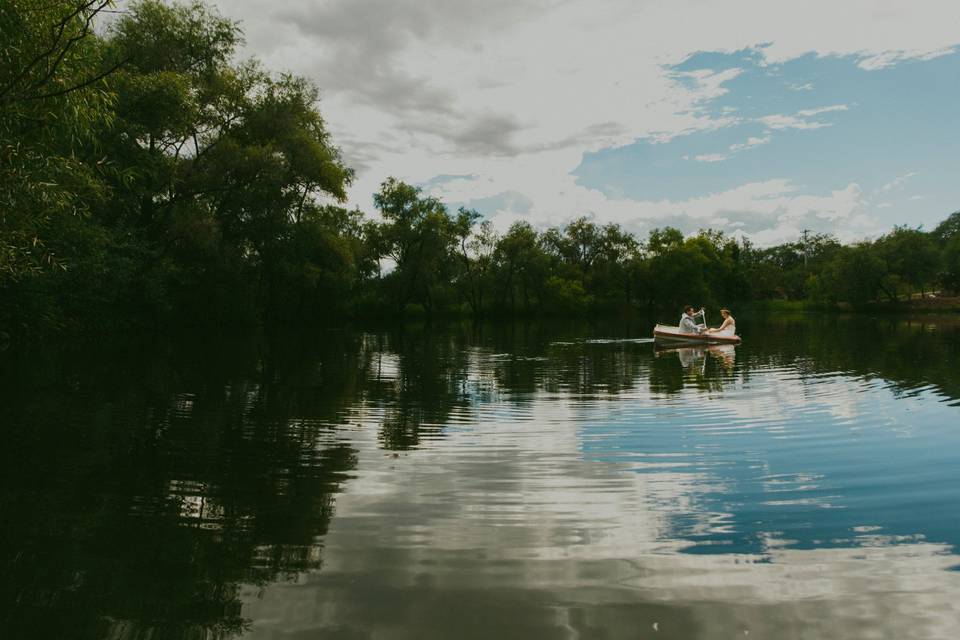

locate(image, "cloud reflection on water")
[[242, 329, 960, 638], [3, 317, 959, 639]]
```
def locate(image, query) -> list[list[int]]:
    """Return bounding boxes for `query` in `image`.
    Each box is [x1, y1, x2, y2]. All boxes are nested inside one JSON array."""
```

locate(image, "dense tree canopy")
[[1, 0, 958, 340], [1, 0, 117, 280], [1, 0, 354, 333]]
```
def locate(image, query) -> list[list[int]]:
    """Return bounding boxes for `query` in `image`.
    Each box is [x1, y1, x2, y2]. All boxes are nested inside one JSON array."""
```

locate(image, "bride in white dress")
[[705, 308, 736, 336]]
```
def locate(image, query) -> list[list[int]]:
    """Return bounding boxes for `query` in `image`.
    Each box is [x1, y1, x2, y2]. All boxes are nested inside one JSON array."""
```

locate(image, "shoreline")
[[740, 297, 960, 315]]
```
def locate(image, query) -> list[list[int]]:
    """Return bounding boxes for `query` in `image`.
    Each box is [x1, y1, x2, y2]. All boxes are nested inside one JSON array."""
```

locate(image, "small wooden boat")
[[652, 323, 741, 345]]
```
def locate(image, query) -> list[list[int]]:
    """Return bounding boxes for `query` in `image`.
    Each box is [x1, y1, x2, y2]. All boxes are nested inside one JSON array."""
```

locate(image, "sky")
[[196, 0, 960, 246]]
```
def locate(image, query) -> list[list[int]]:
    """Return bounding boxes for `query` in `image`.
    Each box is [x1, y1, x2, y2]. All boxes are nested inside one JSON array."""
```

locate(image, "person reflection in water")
[[676, 347, 702, 367], [709, 344, 736, 370], [705, 308, 736, 336], [679, 305, 703, 334]]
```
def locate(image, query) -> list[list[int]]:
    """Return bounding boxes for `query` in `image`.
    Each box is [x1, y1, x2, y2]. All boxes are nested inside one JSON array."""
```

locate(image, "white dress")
[[714, 320, 736, 336]]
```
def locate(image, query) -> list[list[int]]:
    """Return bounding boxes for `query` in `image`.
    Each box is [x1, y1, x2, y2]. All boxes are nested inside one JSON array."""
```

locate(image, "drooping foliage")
[[1, 0, 118, 280], [1, 0, 354, 333]]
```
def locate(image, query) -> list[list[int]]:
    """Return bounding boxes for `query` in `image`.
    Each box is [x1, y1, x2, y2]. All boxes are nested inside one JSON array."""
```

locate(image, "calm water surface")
[[2, 315, 960, 639]]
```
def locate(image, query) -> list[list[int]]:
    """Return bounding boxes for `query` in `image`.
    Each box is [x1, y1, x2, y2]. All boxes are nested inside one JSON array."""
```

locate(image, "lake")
[[2, 314, 960, 639]]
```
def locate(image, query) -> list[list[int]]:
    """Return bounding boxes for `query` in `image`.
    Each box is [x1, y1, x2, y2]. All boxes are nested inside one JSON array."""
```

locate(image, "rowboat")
[[652, 323, 741, 345]]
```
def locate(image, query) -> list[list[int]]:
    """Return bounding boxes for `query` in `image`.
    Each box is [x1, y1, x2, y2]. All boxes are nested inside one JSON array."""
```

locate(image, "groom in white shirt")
[[679, 305, 703, 334]]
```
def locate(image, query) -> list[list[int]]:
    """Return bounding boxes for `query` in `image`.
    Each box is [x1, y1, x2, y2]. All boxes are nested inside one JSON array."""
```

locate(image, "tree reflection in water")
[[0, 331, 359, 639], [2, 315, 959, 639], [365, 326, 473, 450]]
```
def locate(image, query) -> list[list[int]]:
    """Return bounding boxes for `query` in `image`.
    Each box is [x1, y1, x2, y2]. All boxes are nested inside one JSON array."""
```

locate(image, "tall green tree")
[[453, 207, 497, 316], [492, 221, 551, 313], [819, 242, 888, 306], [0, 0, 119, 281], [373, 178, 459, 314], [590, 223, 641, 307], [876, 226, 941, 297], [941, 235, 960, 294], [933, 212, 960, 294], [2, 0, 356, 332]]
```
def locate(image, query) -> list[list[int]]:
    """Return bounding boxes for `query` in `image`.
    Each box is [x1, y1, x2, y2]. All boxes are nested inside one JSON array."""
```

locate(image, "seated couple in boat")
[[679, 306, 736, 336]]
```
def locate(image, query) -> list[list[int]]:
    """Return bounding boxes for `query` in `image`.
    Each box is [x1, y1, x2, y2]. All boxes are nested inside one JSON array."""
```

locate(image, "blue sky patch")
[[573, 49, 960, 231]]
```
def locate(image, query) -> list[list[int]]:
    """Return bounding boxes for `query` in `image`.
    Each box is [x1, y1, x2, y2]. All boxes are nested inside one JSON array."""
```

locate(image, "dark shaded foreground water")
[[2, 315, 960, 640]]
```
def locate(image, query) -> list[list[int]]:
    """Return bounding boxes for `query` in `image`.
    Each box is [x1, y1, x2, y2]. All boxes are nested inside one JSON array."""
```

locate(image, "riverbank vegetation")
[[2, 1, 959, 340]]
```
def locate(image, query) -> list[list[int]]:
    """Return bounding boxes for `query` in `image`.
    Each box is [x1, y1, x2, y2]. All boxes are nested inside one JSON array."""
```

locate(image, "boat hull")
[[652, 324, 741, 345]]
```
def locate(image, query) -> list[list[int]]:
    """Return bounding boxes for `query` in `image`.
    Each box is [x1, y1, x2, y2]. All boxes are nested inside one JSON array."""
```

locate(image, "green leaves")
[[876, 226, 941, 294], [2, 0, 359, 331], [107, 0, 238, 76], [371, 179, 459, 312], [1, 1, 118, 282]]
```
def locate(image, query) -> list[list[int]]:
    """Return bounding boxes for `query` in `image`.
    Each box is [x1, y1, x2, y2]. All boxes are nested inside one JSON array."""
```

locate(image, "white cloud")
[[797, 104, 849, 117], [694, 153, 729, 162], [474, 177, 872, 246], [761, 115, 826, 130], [693, 134, 772, 163], [759, 105, 848, 130], [183, 0, 960, 243], [729, 135, 772, 152], [617, 180, 874, 246], [880, 172, 919, 192], [858, 46, 956, 70]]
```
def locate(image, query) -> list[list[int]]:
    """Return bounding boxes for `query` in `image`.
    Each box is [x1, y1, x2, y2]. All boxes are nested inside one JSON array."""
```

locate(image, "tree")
[[876, 226, 941, 297], [933, 212, 960, 295], [643, 228, 726, 310], [940, 235, 960, 294], [819, 243, 887, 306], [2, 0, 356, 333], [453, 208, 497, 316], [587, 223, 640, 308], [0, 0, 119, 281], [492, 221, 550, 313], [373, 178, 459, 314], [933, 211, 960, 242]]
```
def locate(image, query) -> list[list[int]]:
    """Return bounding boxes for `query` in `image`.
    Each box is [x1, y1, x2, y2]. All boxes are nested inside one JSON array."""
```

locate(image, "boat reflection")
[[655, 343, 736, 369], [649, 343, 737, 394]]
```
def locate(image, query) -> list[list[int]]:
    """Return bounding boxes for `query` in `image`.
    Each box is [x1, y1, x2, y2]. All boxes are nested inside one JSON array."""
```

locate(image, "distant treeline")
[[3, 1, 959, 338]]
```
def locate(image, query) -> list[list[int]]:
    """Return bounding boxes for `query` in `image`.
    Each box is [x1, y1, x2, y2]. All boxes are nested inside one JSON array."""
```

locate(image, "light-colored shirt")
[[679, 314, 701, 334]]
